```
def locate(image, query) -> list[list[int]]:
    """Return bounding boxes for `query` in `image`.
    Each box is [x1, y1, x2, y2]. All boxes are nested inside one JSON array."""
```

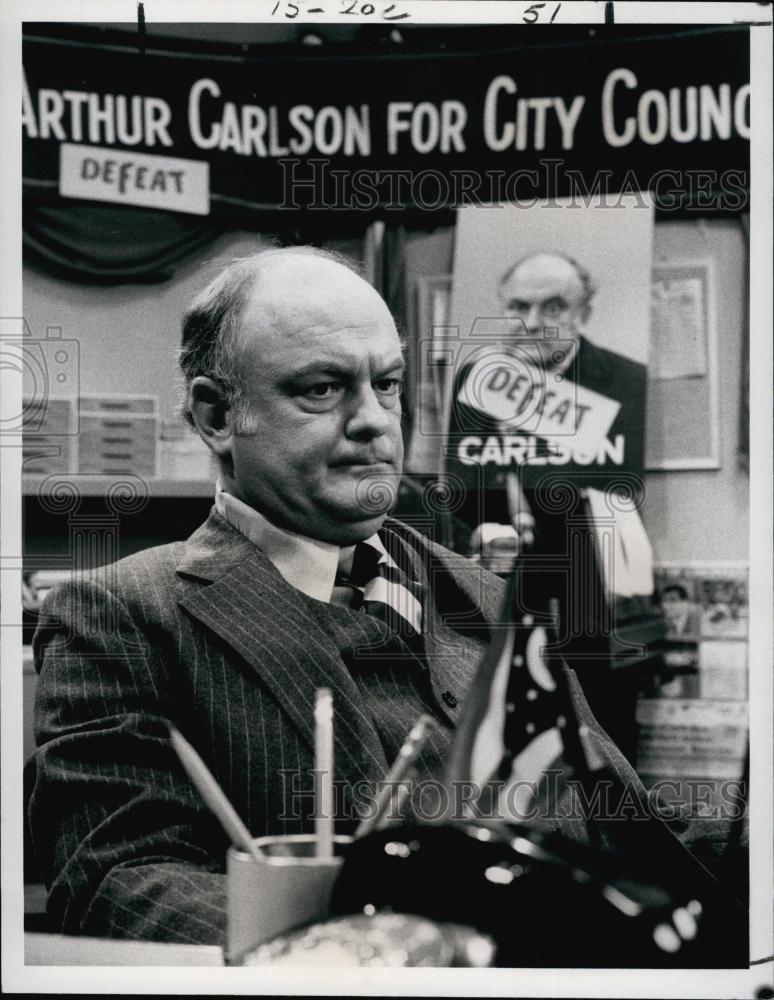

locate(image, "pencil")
[[355, 714, 433, 839], [169, 725, 262, 863], [314, 688, 334, 858]]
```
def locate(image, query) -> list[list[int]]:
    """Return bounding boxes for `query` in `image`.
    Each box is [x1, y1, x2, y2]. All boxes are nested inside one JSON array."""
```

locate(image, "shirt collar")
[[214, 484, 391, 603]]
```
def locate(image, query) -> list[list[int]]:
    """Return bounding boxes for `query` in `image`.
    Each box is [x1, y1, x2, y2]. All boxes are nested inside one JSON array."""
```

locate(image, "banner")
[[22, 25, 750, 216]]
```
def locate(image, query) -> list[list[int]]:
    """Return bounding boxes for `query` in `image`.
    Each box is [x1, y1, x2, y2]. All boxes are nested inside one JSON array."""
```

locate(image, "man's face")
[[227, 259, 405, 544], [661, 589, 691, 632], [500, 254, 587, 366]]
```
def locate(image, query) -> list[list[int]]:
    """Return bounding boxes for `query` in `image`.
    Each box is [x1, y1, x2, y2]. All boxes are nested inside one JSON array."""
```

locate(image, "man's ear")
[[188, 377, 234, 461]]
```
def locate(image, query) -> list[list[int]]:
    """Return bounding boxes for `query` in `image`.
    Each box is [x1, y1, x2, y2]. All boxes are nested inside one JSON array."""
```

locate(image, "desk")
[[25, 933, 224, 966]]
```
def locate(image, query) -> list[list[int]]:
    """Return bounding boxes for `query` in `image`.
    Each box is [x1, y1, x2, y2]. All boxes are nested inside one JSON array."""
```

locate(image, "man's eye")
[[508, 300, 530, 314], [374, 377, 403, 396], [542, 300, 566, 317], [304, 382, 343, 399]]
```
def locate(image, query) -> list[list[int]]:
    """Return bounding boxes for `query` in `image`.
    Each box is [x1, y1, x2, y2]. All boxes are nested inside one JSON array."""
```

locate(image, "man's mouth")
[[332, 457, 394, 468]]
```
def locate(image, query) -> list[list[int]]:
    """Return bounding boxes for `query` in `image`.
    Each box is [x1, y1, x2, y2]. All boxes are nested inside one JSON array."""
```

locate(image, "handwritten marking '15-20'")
[[271, 1, 410, 19]]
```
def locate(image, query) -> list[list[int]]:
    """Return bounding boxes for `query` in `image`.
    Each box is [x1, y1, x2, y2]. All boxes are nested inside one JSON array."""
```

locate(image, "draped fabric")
[[22, 199, 219, 284]]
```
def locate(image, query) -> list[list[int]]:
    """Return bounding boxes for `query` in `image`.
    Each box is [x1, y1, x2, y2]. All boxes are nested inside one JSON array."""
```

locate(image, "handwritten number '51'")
[[523, 3, 562, 22]]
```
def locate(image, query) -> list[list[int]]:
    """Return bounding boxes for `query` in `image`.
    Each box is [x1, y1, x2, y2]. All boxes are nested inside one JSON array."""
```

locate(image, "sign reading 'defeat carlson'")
[[60, 144, 210, 214], [457, 350, 621, 457], [22, 24, 750, 215], [447, 340, 648, 492]]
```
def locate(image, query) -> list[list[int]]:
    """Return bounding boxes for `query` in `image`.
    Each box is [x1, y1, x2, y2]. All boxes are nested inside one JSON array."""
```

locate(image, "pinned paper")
[[585, 488, 654, 598]]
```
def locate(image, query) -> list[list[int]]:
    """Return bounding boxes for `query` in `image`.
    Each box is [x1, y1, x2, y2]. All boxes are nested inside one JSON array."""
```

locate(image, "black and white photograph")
[[1, 1, 771, 996]]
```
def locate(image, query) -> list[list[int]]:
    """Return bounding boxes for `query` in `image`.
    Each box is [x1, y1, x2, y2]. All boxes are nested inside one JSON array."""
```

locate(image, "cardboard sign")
[[698, 640, 748, 700], [636, 698, 747, 779], [60, 143, 210, 215], [457, 350, 620, 458]]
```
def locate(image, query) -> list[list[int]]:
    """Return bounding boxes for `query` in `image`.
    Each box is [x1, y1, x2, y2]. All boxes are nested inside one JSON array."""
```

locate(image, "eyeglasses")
[[503, 297, 570, 320]]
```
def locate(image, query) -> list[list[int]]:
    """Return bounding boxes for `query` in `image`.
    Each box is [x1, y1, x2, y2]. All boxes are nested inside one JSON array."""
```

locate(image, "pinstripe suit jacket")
[[28, 508, 711, 946]]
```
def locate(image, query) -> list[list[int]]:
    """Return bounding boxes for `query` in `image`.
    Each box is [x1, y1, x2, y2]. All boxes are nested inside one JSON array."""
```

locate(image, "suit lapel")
[[176, 510, 388, 785]]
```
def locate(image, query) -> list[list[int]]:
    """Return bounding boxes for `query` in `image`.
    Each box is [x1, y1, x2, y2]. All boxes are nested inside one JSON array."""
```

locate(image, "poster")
[[21, 23, 750, 216], [638, 564, 749, 777], [444, 199, 653, 507], [636, 698, 747, 780]]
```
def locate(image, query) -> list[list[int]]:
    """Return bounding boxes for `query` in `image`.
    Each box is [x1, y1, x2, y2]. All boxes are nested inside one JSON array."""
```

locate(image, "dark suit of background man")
[[28, 248, 705, 947]]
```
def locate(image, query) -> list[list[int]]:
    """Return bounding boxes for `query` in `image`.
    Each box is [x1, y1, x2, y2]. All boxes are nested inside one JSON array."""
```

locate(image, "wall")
[[643, 219, 748, 564], [23, 232, 268, 425]]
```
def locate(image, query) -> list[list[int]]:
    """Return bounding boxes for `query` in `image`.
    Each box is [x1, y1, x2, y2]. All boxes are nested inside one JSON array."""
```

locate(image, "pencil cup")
[[226, 833, 353, 964]]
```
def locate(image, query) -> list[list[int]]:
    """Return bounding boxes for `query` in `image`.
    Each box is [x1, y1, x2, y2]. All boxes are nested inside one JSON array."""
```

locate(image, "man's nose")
[[346, 386, 393, 440], [525, 304, 542, 331]]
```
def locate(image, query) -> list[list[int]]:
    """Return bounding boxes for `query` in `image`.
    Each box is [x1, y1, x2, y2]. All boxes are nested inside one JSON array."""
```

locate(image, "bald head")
[[505, 253, 582, 294], [180, 246, 381, 429], [238, 250, 396, 352], [499, 253, 595, 322], [498, 252, 596, 366]]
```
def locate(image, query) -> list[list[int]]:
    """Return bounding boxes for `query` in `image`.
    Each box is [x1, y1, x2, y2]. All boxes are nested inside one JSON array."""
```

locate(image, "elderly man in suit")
[[27, 247, 739, 950]]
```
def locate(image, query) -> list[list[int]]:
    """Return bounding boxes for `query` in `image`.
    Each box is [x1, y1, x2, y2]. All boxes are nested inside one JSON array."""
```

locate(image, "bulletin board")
[[637, 561, 748, 781], [645, 260, 720, 471]]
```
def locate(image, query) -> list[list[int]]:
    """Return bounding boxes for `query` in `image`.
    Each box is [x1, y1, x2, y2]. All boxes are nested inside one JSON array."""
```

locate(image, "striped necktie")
[[340, 541, 424, 638]]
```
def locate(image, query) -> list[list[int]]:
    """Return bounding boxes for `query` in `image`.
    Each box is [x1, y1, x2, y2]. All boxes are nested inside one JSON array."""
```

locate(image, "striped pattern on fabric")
[[343, 540, 423, 636], [304, 597, 453, 785]]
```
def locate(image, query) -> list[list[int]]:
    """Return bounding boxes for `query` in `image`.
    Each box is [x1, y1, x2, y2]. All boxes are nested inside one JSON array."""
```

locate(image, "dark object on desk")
[[330, 821, 747, 968]]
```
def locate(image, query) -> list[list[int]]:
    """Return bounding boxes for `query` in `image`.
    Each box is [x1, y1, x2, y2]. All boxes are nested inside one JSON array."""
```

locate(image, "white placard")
[[699, 640, 748, 700], [636, 698, 748, 779], [457, 349, 620, 454], [59, 143, 210, 216]]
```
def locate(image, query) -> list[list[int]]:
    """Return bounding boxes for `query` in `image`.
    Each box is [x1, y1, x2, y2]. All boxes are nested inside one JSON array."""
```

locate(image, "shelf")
[[23, 476, 214, 499]]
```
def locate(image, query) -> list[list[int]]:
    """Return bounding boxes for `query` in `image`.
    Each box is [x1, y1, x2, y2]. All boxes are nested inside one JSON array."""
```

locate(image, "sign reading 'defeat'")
[[59, 144, 210, 215], [447, 337, 648, 492], [457, 351, 620, 458], [22, 24, 750, 215]]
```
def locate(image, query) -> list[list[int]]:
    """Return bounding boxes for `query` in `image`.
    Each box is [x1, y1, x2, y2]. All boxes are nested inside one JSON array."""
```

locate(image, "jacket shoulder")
[[92, 540, 184, 592], [38, 540, 187, 624], [579, 336, 647, 382]]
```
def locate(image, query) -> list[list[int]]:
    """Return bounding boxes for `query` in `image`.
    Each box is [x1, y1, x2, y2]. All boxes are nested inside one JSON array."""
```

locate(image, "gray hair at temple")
[[498, 252, 597, 324], [179, 245, 364, 431]]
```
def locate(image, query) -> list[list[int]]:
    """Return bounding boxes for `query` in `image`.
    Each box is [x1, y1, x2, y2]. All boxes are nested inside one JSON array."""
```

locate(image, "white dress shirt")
[[214, 484, 416, 620]]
